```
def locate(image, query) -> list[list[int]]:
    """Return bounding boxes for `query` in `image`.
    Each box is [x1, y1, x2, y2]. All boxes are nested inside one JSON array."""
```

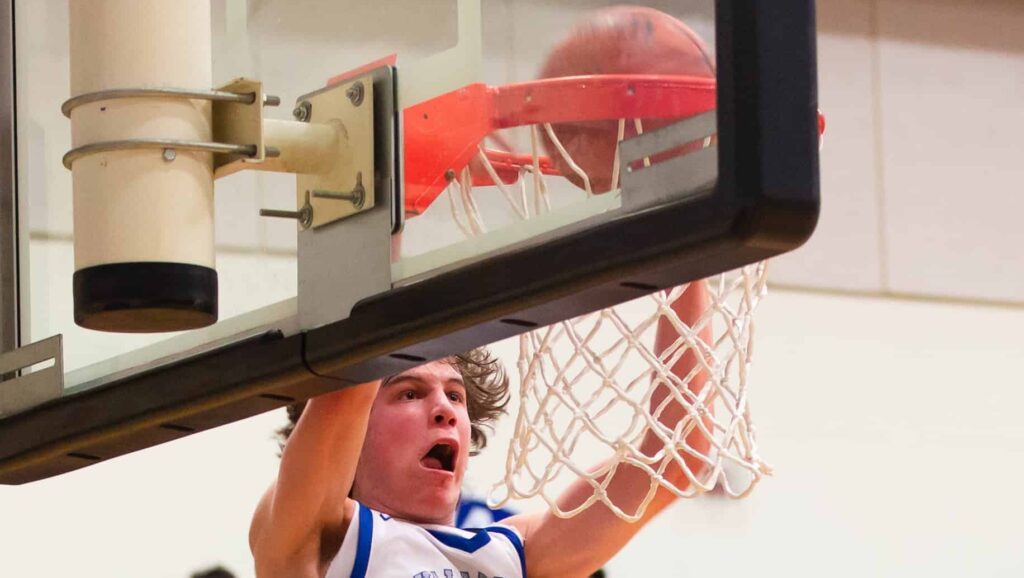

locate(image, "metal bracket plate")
[[620, 111, 719, 211], [297, 66, 395, 331], [296, 76, 376, 229], [0, 335, 64, 417]]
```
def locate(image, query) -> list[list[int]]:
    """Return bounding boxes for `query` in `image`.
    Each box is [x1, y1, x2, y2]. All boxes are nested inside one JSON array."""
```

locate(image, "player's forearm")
[[262, 381, 380, 553], [522, 459, 673, 577]]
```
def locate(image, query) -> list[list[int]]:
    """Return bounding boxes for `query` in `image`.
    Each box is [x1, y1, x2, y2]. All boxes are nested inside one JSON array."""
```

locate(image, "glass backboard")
[[0, 0, 819, 484]]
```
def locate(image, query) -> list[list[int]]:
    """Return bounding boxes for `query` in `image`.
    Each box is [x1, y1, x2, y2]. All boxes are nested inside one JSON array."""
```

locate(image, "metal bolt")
[[346, 82, 365, 106], [263, 94, 281, 107], [311, 172, 366, 210], [259, 206, 313, 229], [444, 169, 456, 182], [260, 192, 314, 229], [162, 148, 176, 162], [293, 101, 312, 122]]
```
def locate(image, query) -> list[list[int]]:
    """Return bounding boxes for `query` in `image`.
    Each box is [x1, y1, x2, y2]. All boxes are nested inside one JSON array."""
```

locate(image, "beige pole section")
[[69, 0, 217, 332], [215, 119, 343, 179], [262, 119, 343, 175]]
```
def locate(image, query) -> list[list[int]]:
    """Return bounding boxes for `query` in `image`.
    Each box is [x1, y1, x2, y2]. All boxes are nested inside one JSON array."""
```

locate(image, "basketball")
[[539, 6, 715, 193]]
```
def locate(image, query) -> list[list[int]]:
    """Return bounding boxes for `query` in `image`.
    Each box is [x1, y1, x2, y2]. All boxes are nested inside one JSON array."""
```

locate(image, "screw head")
[[346, 82, 365, 106], [299, 205, 313, 229], [292, 101, 312, 122], [162, 148, 176, 162]]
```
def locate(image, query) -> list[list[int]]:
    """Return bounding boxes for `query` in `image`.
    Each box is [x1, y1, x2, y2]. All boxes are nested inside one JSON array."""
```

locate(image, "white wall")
[[609, 291, 1024, 577], [771, 0, 1024, 305], [2, 0, 1023, 577]]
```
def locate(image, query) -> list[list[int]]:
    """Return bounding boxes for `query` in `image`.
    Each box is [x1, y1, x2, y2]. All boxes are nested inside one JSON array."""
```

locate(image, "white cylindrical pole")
[[68, 0, 216, 332]]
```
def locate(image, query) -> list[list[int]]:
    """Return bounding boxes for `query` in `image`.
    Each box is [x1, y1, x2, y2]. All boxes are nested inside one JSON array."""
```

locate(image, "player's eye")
[[448, 391, 464, 404], [400, 389, 417, 400]]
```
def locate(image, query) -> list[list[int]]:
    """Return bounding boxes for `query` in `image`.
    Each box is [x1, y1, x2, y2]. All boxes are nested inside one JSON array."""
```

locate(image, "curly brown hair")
[[276, 347, 509, 456]]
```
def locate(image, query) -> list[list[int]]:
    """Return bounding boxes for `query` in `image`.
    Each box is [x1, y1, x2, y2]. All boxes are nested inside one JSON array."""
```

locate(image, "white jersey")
[[326, 501, 527, 578]]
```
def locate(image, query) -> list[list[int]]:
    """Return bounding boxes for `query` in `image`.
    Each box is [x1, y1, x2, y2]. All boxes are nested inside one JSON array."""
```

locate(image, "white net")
[[491, 267, 772, 521], [435, 118, 771, 522]]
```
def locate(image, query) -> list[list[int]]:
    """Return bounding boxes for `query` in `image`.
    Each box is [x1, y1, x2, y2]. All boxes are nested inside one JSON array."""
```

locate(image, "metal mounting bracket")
[[0, 335, 64, 418], [294, 74, 377, 229], [620, 111, 719, 212], [212, 77, 269, 173], [297, 65, 397, 331]]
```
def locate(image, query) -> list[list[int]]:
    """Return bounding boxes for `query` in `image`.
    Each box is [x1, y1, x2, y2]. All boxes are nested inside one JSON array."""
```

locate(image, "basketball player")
[[251, 6, 717, 576], [248, 280, 712, 578]]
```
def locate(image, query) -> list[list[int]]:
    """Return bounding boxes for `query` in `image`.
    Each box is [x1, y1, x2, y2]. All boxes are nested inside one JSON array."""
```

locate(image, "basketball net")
[[440, 119, 772, 522]]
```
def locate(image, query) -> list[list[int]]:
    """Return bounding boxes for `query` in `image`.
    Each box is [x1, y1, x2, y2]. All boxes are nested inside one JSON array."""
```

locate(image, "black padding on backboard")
[[716, 0, 820, 249], [0, 330, 311, 484]]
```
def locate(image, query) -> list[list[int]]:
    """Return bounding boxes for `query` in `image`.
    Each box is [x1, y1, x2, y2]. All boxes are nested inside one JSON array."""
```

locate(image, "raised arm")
[[249, 380, 380, 577], [507, 281, 714, 578]]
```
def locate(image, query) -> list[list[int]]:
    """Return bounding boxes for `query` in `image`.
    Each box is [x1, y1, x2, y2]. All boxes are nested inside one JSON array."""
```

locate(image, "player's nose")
[[431, 392, 457, 427]]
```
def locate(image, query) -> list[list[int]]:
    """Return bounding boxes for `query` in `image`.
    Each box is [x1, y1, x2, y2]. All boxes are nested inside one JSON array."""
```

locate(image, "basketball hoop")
[[398, 69, 825, 521], [402, 74, 717, 216]]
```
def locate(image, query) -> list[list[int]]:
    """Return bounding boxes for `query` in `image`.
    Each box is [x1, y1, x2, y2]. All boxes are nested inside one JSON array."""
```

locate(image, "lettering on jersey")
[[412, 571, 500, 578], [379, 513, 392, 521]]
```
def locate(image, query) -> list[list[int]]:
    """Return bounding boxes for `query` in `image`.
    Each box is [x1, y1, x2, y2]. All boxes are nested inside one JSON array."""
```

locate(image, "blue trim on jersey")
[[351, 503, 374, 578], [455, 497, 516, 527], [426, 527, 492, 553], [486, 526, 528, 578]]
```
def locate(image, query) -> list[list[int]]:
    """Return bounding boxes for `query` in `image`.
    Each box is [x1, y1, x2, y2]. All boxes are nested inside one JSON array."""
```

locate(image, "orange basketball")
[[539, 6, 715, 193]]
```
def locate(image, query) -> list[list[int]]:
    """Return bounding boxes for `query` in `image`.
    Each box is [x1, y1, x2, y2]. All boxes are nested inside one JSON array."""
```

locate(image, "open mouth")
[[421, 442, 456, 473]]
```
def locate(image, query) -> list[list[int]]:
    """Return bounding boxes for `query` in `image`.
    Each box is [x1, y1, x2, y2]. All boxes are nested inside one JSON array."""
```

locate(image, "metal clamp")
[[62, 81, 278, 171], [62, 139, 262, 170], [61, 86, 279, 118]]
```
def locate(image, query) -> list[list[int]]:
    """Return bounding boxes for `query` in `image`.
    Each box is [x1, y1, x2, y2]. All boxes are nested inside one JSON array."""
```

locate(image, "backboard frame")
[[0, 0, 819, 484], [0, 0, 19, 363]]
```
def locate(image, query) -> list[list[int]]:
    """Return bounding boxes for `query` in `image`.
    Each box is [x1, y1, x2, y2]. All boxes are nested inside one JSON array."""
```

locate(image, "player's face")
[[352, 360, 472, 524]]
